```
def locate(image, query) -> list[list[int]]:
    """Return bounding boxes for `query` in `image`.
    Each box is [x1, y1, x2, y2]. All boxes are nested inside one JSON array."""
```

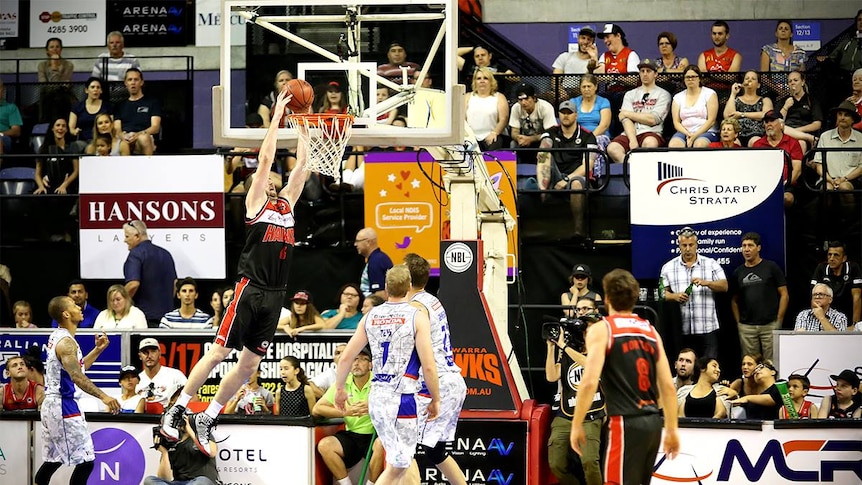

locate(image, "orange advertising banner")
[[364, 151, 518, 275]]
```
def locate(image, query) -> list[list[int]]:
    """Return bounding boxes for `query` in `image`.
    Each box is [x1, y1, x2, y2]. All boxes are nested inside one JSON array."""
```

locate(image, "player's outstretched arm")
[[414, 312, 440, 419], [280, 122, 310, 209], [56, 338, 120, 413], [82, 332, 110, 370], [247, 88, 292, 212], [334, 316, 369, 411]]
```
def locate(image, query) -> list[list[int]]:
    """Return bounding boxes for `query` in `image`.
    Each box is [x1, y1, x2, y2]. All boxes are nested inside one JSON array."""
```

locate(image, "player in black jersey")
[[161, 89, 309, 455], [571, 269, 679, 485]]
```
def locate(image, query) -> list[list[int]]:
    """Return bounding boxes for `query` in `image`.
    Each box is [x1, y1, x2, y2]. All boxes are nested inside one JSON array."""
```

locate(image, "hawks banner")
[[629, 148, 786, 279], [78, 155, 226, 279]]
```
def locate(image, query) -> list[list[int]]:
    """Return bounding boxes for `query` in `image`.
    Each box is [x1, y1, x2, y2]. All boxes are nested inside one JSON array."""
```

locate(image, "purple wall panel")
[[489, 19, 853, 72]]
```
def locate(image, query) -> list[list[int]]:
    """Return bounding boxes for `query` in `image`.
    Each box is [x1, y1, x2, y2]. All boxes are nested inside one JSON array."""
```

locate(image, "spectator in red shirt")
[[753, 110, 803, 207]]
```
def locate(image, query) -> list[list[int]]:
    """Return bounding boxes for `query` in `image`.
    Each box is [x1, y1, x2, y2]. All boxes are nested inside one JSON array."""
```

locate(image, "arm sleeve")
[[651, 90, 671, 126], [124, 253, 142, 283], [621, 90, 635, 112], [626, 51, 641, 72], [508, 104, 520, 129], [541, 101, 558, 130]]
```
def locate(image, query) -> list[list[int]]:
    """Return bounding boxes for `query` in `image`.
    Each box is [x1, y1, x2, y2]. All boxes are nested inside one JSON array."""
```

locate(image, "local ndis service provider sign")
[[78, 155, 225, 279]]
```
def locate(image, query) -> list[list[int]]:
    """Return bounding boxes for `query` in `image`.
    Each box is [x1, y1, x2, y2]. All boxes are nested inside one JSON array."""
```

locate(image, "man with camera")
[[145, 413, 220, 485], [545, 298, 605, 485]]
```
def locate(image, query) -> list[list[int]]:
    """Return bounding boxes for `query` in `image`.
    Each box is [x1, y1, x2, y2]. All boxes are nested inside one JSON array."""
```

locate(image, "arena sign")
[[78, 155, 226, 279], [629, 149, 786, 279]]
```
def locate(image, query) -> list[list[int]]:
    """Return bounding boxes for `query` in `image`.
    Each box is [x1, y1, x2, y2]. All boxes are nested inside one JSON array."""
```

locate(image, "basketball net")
[[287, 113, 354, 181]]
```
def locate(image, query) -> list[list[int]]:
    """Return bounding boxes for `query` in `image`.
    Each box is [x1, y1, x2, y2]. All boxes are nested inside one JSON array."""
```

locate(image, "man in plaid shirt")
[[660, 227, 728, 359], [793, 284, 849, 332]]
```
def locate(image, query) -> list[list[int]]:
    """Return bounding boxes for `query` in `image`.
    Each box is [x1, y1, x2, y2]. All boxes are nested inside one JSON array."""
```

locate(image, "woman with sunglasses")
[[730, 360, 782, 420], [561, 263, 603, 318]]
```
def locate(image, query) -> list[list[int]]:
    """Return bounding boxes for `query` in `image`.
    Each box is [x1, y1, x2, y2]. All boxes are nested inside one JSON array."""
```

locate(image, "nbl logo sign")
[[444, 242, 473, 273]]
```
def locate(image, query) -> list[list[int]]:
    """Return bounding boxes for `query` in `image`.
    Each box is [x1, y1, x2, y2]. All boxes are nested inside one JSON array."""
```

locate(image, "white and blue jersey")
[[411, 291, 467, 447], [365, 301, 421, 394], [411, 290, 461, 376], [42, 327, 94, 466], [44, 327, 83, 417]]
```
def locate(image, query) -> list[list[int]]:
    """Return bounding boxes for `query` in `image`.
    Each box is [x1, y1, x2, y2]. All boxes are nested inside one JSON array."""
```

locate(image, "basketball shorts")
[[369, 387, 419, 468], [417, 372, 467, 447], [216, 277, 284, 355], [40, 396, 94, 466], [604, 413, 662, 485]]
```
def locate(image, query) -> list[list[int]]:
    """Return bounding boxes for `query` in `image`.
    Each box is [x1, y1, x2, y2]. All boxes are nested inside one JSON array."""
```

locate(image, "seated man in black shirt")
[[114, 68, 161, 155], [537, 100, 597, 238], [145, 413, 219, 485]]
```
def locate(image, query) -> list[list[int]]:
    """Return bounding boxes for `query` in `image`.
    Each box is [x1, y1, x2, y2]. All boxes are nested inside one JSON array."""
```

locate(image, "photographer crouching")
[[545, 297, 606, 485], [145, 413, 221, 485]]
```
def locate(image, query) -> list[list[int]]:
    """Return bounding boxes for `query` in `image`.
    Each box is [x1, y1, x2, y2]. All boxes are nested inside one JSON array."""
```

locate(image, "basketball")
[[286, 79, 315, 113]]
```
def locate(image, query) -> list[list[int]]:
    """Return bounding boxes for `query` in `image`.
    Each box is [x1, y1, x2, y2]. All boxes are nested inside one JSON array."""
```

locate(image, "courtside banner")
[[652, 423, 861, 484], [32, 421, 314, 485], [416, 420, 527, 485], [78, 155, 225, 279], [630, 149, 786, 279]]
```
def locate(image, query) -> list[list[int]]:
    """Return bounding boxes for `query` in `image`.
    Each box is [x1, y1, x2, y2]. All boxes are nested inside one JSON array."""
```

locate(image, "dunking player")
[[335, 265, 441, 485], [161, 89, 309, 454], [36, 296, 120, 485], [571, 269, 679, 485], [404, 253, 467, 485]]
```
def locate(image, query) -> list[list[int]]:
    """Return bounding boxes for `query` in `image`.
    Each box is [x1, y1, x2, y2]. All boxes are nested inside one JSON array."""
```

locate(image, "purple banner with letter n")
[[630, 148, 786, 279]]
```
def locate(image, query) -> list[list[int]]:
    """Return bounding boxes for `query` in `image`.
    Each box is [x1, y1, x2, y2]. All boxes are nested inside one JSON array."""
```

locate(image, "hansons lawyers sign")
[[629, 149, 786, 279], [79, 155, 226, 279]]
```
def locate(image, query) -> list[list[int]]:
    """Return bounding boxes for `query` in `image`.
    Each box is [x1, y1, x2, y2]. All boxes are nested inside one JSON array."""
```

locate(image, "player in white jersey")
[[404, 253, 468, 485], [36, 296, 120, 485], [335, 265, 440, 485]]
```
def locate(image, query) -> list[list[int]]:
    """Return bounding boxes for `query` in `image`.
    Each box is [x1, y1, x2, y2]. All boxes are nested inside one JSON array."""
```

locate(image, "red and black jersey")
[[236, 197, 295, 289], [601, 314, 661, 417], [2, 380, 41, 411], [702, 47, 739, 72]]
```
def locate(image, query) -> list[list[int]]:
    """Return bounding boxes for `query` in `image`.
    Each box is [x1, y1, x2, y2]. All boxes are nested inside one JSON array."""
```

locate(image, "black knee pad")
[[419, 441, 450, 465], [35, 462, 62, 485], [71, 461, 95, 485]]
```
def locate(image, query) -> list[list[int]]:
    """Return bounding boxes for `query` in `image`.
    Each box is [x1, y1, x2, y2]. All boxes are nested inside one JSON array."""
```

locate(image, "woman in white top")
[[94, 284, 147, 330], [669, 65, 719, 148], [465, 67, 509, 151]]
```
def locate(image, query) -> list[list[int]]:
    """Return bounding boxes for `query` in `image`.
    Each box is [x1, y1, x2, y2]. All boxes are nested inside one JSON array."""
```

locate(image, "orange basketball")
[[286, 79, 315, 113]]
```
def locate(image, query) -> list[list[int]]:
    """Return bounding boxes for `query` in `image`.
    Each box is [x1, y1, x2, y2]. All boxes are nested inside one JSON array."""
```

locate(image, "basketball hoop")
[[287, 113, 354, 181]]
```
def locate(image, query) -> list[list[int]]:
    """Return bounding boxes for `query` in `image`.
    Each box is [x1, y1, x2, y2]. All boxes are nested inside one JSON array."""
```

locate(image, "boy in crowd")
[[818, 369, 862, 419], [778, 374, 818, 419]]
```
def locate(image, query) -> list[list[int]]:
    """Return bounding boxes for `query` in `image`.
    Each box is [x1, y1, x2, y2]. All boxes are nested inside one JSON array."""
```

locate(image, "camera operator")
[[545, 297, 605, 485], [145, 414, 220, 485]]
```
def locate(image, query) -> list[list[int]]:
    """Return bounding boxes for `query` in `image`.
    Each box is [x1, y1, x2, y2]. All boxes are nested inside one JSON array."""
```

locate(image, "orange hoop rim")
[[287, 113, 354, 128]]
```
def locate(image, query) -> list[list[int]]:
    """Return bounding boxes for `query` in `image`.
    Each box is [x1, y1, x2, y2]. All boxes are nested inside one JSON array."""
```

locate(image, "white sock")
[[205, 401, 223, 419], [366, 481, 375, 485], [337, 478, 352, 485], [176, 392, 193, 408]]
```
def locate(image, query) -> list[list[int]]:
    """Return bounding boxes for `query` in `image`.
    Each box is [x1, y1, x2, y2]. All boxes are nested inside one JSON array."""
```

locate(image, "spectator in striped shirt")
[[660, 226, 728, 360], [91, 31, 142, 82], [793, 283, 848, 332], [160, 277, 213, 329]]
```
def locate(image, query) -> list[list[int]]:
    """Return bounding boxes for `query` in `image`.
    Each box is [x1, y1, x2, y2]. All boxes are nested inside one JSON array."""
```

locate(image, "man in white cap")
[[136, 338, 187, 411]]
